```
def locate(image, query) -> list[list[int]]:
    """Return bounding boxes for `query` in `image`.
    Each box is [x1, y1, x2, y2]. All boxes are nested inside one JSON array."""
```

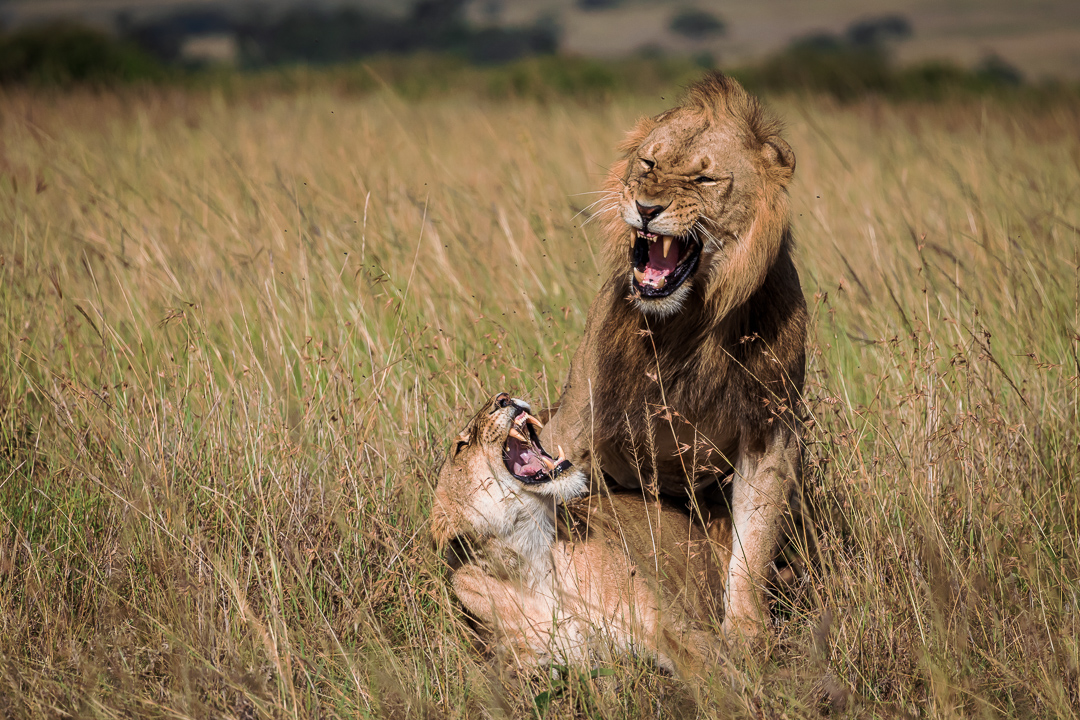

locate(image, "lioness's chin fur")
[[432, 393, 731, 678], [541, 72, 808, 640]]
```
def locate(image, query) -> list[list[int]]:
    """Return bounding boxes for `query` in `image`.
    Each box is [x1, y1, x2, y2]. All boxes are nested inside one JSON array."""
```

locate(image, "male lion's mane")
[[540, 72, 809, 636], [590, 72, 805, 460]]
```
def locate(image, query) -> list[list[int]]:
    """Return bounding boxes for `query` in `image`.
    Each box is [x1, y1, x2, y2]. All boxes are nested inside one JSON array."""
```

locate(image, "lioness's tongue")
[[507, 436, 546, 477], [643, 236, 678, 285]]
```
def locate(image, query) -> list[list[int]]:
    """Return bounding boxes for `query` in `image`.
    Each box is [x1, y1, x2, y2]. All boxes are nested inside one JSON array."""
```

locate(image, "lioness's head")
[[430, 393, 587, 554], [607, 72, 796, 318]]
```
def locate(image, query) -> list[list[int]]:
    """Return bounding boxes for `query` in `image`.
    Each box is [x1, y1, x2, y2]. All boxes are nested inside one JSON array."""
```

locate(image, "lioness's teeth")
[[514, 414, 527, 427], [508, 427, 528, 442], [525, 414, 543, 430], [555, 445, 566, 465], [634, 268, 645, 284], [662, 235, 673, 258], [540, 454, 556, 471]]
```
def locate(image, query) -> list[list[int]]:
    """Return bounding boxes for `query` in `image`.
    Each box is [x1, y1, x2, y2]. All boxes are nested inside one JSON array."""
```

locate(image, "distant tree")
[[121, 0, 559, 69], [976, 54, 1022, 86], [124, 10, 236, 62], [578, 0, 624, 9], [845, 15, 912, 47], [0, 23, 165, 85], [669, 9, 725, 41], [753, 31, 891, 100]]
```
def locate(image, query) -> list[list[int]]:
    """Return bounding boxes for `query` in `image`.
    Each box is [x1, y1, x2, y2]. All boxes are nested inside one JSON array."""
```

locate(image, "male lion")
[[431, 393, 731, 678], [541, 73, 807, 640]]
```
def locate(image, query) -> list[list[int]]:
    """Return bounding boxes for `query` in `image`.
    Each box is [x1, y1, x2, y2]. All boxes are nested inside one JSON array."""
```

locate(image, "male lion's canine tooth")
[[634, 268, 645, 284]]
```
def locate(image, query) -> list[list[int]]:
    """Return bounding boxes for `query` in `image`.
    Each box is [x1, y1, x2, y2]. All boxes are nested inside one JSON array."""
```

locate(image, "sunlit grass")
[[1, 83, 1078, 718]]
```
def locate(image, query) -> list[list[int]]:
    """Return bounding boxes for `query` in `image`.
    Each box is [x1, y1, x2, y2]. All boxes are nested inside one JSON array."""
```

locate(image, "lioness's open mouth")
[[503, 409, 571, 484], [630, 230, 703, 298]]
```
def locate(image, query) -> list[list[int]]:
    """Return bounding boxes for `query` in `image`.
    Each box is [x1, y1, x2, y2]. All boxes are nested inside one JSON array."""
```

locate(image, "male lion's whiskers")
[[570, 192, 620, 224], [693, 220, 721, 249], [582, 202, 620, 227]]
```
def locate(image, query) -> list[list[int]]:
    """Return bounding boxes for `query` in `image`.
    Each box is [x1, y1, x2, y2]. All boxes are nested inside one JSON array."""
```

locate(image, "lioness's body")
[[431, 394, 730, 677], [541, 73, 807, 639]]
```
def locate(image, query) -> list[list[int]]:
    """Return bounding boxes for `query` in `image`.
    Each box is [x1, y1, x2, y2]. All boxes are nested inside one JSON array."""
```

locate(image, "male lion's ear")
[[617, 115, 659, 156], [762, 136, 796, 182]]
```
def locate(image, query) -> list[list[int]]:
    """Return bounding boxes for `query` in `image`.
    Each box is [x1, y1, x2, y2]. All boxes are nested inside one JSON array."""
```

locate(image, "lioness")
[[431, 393, 731, 677], [541, 73, 807, 639]]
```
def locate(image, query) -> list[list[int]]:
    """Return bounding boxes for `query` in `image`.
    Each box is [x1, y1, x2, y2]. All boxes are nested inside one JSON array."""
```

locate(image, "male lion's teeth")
[[662, 236, 673, 258], [539, 454, 556, 471], [654, 276, 666, 290], [508, 427, 528, 442], [634, 268, 645, 284], [555, 445, 566, 465]]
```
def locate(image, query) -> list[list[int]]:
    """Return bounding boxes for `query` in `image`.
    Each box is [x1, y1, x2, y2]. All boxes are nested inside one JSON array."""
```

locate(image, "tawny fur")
[[431, 394, 731, 678], [540, 73, 807, 639]]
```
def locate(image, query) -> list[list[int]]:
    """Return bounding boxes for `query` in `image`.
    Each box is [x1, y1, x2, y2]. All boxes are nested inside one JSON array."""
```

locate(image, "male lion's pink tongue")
[[643, 237, 677, 285]]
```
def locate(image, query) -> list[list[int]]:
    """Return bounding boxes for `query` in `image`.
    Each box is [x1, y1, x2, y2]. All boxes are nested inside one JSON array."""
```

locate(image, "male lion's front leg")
[[722, 426, 799, 639]]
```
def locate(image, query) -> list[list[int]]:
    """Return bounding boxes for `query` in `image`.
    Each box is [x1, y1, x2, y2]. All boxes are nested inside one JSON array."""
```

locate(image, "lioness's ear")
[[451, 429, 472, 458], [762, 136, 795, 182]]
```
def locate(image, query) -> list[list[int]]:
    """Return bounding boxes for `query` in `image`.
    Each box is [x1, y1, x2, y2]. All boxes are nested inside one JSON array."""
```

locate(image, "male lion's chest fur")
[[548, 244, 806, 494]]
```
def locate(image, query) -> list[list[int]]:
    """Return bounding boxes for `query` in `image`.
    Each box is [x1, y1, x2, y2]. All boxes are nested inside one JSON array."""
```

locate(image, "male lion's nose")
[[636, 201, 667, 223]]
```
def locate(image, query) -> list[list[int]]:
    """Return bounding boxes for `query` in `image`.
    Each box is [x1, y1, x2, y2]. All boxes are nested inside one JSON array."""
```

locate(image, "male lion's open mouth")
[[503, 409, 571, 485], [630, 230, 703, 298]]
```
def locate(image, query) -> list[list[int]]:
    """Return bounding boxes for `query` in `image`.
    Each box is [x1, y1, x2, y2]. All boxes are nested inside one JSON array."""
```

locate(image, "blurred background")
[[1, 0, 1079, 96], [3, 2, 1080, 718]]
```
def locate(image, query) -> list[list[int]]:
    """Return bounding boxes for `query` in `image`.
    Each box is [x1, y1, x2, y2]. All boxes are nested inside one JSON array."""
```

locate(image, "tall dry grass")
[[0, 83, 1078, 718]]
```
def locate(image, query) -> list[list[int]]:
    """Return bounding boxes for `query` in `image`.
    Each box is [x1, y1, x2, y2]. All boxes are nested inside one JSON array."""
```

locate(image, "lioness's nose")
[[636, 201, 667, 223]]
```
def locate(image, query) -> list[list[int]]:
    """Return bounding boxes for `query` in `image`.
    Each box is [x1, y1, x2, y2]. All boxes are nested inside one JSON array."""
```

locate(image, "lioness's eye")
[[639, 158, 655, 170], [694, 176, 717, 184], [453, 439, 469, 456]]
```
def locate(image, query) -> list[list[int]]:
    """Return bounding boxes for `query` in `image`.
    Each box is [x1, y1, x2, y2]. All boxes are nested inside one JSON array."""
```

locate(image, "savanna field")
[[1, 78, 1078, 718]]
